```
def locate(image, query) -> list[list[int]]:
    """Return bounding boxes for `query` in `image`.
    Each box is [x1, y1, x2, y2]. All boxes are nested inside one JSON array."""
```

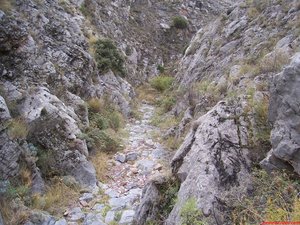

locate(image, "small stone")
[[80, 200, 88, 207], [105, 211, 115, 224], [137, 159, 155, 175], [68, 207, 85, 221], [154, 164, 163, 171], [54, 218, 67, 225], [115, 154, 126, 163], [105, 188, 119, 198], [126, 152, 138, 161], [92, 203, 105, 212], [119, 210, 135, 224], [83, 213, 105, 225], [109, 197, 127, 210], [79, 192, 94, 203], [131, 168, 138, 174]]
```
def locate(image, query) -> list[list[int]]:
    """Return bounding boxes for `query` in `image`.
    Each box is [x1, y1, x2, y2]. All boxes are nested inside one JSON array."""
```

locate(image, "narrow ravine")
[[64, 103, 172, 225]]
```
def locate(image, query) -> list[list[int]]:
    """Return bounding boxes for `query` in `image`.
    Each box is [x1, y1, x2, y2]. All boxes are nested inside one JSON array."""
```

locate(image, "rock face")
[[166, 102, 252, 224], [134, 176, 166, 225], [261, 53, 300, 174], [136, 1, 300, 224], [172, 0, 299, 116]]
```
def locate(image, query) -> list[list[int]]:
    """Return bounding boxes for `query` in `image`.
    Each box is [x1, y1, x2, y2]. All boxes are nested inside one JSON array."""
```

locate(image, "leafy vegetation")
[[84, 97, 124, 153], [36, 149, 58, 178], [180, 198, 206, 225], [155, 178, 180, 222], [229, 169, 300, 224], [150, 76, 174, 92], [94, 39, 126, 76], [157, 64, 165, 73], [172, 16, 188, 29]]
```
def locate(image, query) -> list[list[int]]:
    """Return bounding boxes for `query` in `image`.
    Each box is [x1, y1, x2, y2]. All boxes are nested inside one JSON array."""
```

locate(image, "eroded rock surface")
[[261, 53, 300, 174], [165, 102, 252, 224]]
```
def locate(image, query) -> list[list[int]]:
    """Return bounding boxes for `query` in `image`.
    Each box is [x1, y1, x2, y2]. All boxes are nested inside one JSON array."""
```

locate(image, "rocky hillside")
[[1, 0, 300, 224], [0, 0, 232, 224], [135, 0, 300, 224]]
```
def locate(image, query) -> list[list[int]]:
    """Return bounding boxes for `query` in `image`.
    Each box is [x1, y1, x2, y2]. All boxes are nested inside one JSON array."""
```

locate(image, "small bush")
[[157, 64, 165, 73], [7, 118, 28, 140], [90, 151, 109, 182], [229, 170, 300, 224], [31, 178, 79, 216], [87, 98, 105, 113], [94, 39, 126, 76], [80, 2, 89, 17], [0, 198, 29, 225], [36, 149, 58, 178], [172, 16, 188, 29], [83, 128, 122, 153], [150, 76, 174, 92], [259, 50, 290, 74], [150, 177, 180, 222], [247, 7, 259, 19], [180, 198, 205, 225], [158, 96, 176, 113], [0, 0, 13, 13]]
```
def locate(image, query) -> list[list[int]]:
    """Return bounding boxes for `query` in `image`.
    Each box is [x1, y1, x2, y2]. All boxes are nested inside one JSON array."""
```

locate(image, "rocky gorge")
[[0, 0, 300, 224]]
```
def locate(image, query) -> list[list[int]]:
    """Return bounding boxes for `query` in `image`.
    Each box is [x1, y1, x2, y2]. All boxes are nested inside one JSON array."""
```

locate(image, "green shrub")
[[94, 39, 126, 76], [172, 16, 188, 29], [156, 178, 180, 220], [108, 111, 123, 131], [83, 128, 122, 152], [180, 198, 205, 225], [229, 170, 300, 224], [80, 2, 89, 17], [160, 96, 176, 112], [6, 184, 29, 199], [157, 64, 165, 73], [89, 113, 109, 130], [150, 76, 174, 92], [36, 149, 59, 178]]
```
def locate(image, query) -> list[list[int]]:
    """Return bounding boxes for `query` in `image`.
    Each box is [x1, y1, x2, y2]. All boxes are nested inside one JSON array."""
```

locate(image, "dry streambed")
[[62, 103, 171, 225]]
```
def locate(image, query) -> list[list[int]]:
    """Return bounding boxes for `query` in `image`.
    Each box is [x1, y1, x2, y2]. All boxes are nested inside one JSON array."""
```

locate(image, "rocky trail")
[[63, 103, 172, 225]]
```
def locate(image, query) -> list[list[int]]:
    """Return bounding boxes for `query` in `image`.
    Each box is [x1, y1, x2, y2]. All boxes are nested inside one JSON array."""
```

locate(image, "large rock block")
[[166, 101, 252, 224], [261, 53, 300, 174]]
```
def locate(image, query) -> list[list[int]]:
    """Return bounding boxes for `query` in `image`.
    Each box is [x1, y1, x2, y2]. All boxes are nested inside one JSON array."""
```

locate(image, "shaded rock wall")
[[261, 53, 300, 174]]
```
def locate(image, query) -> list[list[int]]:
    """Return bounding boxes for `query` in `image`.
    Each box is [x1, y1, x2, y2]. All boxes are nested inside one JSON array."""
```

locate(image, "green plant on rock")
[[157, 64, 165, 73], [180, 198, 205, 225], [150, 76, 174, 92], [7, 118, 29, 140], [36, 149, 58, 178], [82, 128, 122, 153], [94, 39, 126, 76], [160, 96, 176, 112], [159, 179, 180, 218], [229, 169, 300, 224], [172, 16, 188, 29]]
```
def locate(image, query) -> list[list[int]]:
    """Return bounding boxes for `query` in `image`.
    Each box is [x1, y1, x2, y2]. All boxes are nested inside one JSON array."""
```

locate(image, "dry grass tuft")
[[87, 98, 105, 113], [136, 84, 159, 104], [31, 178, 80, 216], [0, 0, 13, 12], [90, 151, 110, 182], [7, 118, 29, 139], [0, 199, 29, 225]]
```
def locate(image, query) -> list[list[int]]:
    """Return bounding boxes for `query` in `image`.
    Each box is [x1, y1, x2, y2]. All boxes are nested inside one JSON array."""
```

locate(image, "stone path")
[[62, 103, 171, 225]]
